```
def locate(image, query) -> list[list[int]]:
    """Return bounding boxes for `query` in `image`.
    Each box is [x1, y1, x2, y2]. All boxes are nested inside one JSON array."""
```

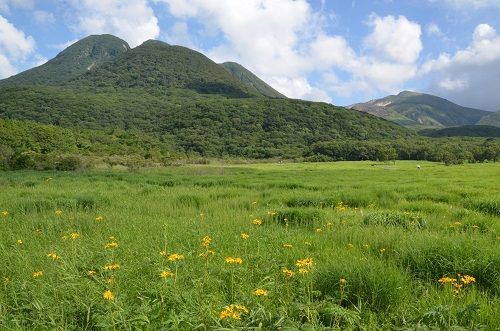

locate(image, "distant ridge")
[[350, 91, 493, 128]]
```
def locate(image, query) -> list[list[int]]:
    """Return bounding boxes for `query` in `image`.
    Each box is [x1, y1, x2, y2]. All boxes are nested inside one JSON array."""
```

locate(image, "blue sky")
[[1, 0, 500, 110]]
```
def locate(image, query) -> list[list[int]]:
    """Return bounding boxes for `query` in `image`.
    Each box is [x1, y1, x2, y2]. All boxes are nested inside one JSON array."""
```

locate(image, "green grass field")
[[1, 161, 499, 330]]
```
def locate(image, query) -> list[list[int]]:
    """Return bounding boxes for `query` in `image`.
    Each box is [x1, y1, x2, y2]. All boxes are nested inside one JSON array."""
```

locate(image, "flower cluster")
[[219, 304, 249, 320], [438, 274, 476, 295], [47, 252, 60, 261], [295, 257, 313, 274], [225, 257, 243, 264]]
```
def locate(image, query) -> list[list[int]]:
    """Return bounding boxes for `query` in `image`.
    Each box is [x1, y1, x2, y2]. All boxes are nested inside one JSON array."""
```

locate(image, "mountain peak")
[[139, 39, 170, 47], [0, 34, 130, 86]]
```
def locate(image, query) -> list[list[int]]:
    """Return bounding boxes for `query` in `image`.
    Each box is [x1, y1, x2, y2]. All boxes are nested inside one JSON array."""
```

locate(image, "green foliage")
[[420, 125, 500, 137], [315, 253, 410, 311], [363, 211, 427, 229], [0, 162, 499, 329]]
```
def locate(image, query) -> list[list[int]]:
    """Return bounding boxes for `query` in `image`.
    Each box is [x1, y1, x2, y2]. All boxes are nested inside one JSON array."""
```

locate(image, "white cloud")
[[33, 10, 55, 25], [427, 23, 442, 36], [0, 0, 33, 13], [0, 53, 16, 77], [0, 15, 35, 78], [364, 14, 422, 64], [423, 24, 500, 110], [433, 0, 500, 9], [157, 1, 423, 102], [67, 0, 160, 47], [438, 78, 468, 91]]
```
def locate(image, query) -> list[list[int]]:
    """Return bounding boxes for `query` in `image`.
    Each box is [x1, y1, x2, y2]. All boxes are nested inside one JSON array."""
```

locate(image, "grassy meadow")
[[0, 161, 499, 330]]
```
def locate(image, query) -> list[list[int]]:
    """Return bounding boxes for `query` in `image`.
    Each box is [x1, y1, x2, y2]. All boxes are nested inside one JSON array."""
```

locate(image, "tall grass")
[[0, 161, 498, 329]]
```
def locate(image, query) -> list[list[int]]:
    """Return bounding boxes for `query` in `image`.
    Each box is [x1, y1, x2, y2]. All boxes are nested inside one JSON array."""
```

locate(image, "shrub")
[[272, 208, 325, 227], [315, 254, 410, 311], [363, 211, 427, 229]]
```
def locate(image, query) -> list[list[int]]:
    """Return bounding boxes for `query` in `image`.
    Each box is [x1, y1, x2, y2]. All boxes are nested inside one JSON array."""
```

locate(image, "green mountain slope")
[[477, 111, 500, 127], [0, 34, 130, 86], [350, 91, 491, 128], [220, 62, 285, 98], [419, 125, 500, 137], [68, 40, 254, 97], [0, 86, 413, 157]]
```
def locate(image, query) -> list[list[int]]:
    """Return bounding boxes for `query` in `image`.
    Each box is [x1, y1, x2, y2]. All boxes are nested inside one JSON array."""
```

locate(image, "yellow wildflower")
[[219, 304, 249, 320], [471, 225, 480, 230], [62, 235, 68, 241], [1, 210, 8, 217], [95, 216, 104, 222], [254, 288, 268, 296], [379, 248, 386, 253], [252, 219, 263, 225], [461, 275, 476, 285], [201, 236, 212, 248], [304, 241, 312, 246], [240, 232, 249, 240], [55, 208, 62, 216], [438, 277, 457, 284], [47, 252, 60, 261], [347, 243, 354, 249], [295, 257, 313, 268], [315, 228, 322, 233], [105, 242, 118, 249], [166, 253, 185, 262], [450, 221, 462, 228], [104, 263, 120, 271], [87, 270, 97, 276], [198, 250, 215, 258], [335, 201, 348, 211], [267, 211, 277, 217], [298, 268, 309, 274], [70, 232, 80, 240], [16, 239, 23, 245], [32, 271, 43, 278], [103, 290, 114, 301], [363, 244, 369, 249], [160, 270, 174, 278], [283, 243, 293, 248], [339, 278, 347, 286], [225, 257, 243, 264], [282, 268, 295, 279]]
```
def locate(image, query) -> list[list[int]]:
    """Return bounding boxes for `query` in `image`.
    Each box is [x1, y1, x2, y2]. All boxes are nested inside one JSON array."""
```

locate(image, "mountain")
[[419, 125, 500, 138], [477, 111, 500, 127], [349, 91, 492, 129], [0, 34, 416, 160], [0, 34, 130, 86], [220, 62, 286, 98], [67, 40, 255, 97]]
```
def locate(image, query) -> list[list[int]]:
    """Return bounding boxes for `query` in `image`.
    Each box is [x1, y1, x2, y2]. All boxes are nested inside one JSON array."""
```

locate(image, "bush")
[[315, 253, 410, 311], [363, 211, 427, 229], [272, 208, 325, 227], [55, 155, 85, 171]]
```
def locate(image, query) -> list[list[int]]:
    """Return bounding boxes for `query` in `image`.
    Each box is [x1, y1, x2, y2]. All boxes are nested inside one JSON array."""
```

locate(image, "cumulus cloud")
[[427, 23, 442, 37], [0, 15, 35, 78], [156, 1, 423, 102], [423, 24, 500, 110], [66, 0, 160, 47], [33, 10, 55, 25], [364, 14, 422, 64]]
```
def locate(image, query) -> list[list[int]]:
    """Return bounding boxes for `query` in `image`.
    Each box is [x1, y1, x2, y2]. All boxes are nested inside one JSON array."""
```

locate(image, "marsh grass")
[[0, 161, 498, 329]]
